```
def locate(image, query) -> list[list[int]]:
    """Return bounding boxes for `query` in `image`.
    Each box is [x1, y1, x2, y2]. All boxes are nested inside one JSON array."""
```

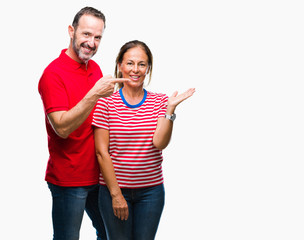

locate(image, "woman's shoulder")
[[146, 90, 168, 99], [96, 90, 120, 105]]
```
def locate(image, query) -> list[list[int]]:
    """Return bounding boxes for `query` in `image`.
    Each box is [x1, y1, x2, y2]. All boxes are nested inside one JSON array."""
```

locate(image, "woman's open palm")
[[168, 88, 195, 108]]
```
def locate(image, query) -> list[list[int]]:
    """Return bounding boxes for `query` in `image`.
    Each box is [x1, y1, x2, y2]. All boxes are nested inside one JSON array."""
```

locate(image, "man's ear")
[[68, 25, 74, 39]]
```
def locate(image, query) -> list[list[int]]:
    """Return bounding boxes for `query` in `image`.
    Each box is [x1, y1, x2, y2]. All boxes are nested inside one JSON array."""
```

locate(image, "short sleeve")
[[38, 70, 69, 114], [92, 98, 109, 130], [158, 94, 168, 118]]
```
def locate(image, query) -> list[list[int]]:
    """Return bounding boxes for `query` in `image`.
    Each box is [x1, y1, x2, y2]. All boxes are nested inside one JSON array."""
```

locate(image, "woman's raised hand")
[[167, 88, 195, 112]]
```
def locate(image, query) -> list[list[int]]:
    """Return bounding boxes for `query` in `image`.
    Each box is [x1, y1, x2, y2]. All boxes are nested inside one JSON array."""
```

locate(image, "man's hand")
[[93, 75, 130, 98], [47, 76, 130, 138]]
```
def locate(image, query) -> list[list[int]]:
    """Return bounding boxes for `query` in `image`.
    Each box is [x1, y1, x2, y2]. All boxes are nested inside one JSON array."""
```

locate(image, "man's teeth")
[[83, 47, 92, 52]]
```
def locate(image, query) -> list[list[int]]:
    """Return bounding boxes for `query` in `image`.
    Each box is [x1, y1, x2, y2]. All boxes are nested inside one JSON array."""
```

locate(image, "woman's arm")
[[94, 127, 129, 220], [153, 88, 195, 150]]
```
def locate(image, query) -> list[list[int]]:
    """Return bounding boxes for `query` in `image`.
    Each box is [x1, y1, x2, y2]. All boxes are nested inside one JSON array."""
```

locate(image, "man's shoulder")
[[42, 50, 101, 77], [43, 54, 64, 74]]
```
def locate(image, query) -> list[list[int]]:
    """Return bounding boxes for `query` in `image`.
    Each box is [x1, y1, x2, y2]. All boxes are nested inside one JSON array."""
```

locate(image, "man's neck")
[[65, 45, 83, 64]]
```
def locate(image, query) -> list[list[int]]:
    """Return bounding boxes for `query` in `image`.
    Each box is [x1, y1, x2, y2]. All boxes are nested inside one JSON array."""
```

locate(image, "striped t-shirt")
[[92, 88, 168, 188]]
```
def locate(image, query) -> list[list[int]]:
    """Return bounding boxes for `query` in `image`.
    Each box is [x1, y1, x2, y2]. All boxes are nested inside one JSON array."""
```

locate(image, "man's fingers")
[[110, 78, 130, 83]]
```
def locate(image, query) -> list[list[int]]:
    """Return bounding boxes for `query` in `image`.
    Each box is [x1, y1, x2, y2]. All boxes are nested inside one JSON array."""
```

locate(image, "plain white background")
[[1, 0, 304, 239]]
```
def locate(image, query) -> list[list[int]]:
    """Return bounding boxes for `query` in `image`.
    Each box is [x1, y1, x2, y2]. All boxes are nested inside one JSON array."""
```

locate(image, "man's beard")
[[72, 36, 97, 63]]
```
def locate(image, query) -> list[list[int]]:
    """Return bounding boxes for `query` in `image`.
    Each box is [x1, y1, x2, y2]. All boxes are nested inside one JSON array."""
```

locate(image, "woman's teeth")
[[130, 76, 139, 80]]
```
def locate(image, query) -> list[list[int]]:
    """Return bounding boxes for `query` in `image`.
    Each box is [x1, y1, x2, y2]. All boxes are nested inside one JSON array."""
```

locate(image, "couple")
[[38, 7, 195, 240]]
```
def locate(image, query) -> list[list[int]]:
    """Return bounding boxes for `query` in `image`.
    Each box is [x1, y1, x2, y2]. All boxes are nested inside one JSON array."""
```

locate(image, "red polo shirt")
[[38, 49, 103, 186]]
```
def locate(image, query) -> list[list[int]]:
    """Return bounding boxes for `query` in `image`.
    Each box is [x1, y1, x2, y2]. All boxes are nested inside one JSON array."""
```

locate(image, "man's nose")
[[88, 37, 95, 48]]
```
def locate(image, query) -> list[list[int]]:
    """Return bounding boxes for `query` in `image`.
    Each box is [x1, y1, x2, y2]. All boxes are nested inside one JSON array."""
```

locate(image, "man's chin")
[[79, 52, 95, 63], [79, 54, 92, 63]]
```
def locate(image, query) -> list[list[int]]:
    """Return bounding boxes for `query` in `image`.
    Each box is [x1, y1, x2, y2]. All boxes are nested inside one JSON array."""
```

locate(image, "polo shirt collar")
[[59, 49, 89, 70]]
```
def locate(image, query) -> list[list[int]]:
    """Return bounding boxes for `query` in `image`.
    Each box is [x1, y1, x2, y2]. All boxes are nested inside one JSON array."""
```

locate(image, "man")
[[38, 7, 128, 240]]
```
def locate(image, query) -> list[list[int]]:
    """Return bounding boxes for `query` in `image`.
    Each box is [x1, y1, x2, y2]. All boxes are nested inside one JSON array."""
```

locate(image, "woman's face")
[[119, 46, 149, 88]]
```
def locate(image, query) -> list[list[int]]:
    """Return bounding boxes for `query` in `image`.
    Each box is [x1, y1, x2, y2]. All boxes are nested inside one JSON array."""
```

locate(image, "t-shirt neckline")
[[119, 88, 147, 108]]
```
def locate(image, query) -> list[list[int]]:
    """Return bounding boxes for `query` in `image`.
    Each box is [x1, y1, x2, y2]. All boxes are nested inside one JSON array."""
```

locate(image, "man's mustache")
[[81, 43, 96, 51]]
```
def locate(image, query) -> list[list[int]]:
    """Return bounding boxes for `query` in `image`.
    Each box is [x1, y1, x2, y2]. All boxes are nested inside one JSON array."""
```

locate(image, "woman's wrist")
[[166, 104, 176, 115], [109, 187, 122, 198]]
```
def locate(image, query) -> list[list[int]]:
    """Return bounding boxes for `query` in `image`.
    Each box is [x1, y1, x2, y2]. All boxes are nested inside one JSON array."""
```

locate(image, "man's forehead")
[[78, 14, 104, 28]]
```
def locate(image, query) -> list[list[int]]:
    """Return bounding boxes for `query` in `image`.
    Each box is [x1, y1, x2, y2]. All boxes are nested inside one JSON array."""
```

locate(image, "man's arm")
[[48, 76, 129, 139]]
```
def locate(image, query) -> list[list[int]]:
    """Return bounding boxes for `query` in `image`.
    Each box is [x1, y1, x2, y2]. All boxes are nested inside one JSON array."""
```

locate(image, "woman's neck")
[[122, 86, 145, 105]]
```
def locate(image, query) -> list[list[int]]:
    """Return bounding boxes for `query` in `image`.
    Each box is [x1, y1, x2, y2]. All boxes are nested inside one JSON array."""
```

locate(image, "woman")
[[92, 40, 195, 239]]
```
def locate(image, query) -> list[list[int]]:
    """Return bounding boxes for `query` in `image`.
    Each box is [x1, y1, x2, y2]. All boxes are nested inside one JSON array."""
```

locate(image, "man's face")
[[71, 15, 104, 63]]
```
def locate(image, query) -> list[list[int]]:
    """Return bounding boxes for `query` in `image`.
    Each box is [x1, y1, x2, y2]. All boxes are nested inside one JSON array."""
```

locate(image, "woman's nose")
[[132, 65, 139, 73]]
